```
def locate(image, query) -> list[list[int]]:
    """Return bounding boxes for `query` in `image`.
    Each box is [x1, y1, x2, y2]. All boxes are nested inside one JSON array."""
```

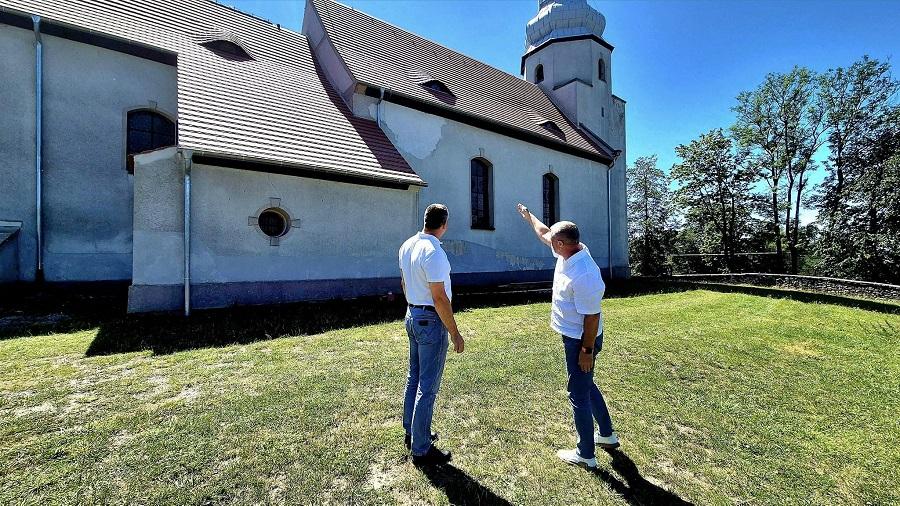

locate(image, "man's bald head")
[[550, 221, 580, 245]]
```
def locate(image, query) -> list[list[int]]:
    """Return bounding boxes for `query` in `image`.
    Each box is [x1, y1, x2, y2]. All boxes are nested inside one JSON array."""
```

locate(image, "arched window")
[[598, 58, 606, 82], [535, 64, 544, 84], [543, 173, 559, 225], [126, 109, 176, 172], [470, 158, 493, 229]]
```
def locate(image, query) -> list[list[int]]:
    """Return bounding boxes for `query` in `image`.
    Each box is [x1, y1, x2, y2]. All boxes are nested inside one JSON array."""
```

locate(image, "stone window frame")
[[248, 198, 301, 246]]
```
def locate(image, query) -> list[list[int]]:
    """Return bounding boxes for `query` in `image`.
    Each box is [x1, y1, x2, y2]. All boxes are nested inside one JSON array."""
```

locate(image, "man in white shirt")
[[399, 203, 465, 466], [517, 203, 620, 469]]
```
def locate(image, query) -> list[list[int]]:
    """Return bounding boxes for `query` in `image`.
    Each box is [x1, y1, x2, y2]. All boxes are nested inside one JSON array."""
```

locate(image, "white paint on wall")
[[374, 102, 446, 160]]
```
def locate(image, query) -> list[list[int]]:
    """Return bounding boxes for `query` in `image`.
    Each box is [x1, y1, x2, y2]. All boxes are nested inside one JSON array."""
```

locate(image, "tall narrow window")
[[598, 58, 606, 82], [126, 109, 176, 172], [535, 64, 544, 84], [543, 173, 559, 225], [471, 158, 493, 229]]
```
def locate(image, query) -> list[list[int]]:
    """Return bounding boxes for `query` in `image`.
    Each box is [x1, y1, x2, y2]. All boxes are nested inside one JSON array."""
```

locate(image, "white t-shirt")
[[399, 232, 452, 305], [550, 244, 605, 339]]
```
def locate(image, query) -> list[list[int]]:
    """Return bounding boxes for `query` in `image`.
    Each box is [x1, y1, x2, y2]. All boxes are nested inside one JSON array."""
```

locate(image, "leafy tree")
[[732, 66, 828, 273], [814, 56, 900, 281], [627, 155, 676, 275], [671, 129, 756, 271], [814, 106, 900, 282]]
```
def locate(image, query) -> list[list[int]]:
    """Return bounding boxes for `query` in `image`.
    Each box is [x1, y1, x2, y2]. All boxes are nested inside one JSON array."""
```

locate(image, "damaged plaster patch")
[[374, 102, 445, 160]]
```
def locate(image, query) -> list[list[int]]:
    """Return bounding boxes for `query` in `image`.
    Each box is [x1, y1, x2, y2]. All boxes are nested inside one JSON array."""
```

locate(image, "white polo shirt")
[[399, 232, 452, 306], [550, 244, 605, 339]]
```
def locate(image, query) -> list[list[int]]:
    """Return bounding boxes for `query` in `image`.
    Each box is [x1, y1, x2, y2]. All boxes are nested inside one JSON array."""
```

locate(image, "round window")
[[258, 208, 289, 237]]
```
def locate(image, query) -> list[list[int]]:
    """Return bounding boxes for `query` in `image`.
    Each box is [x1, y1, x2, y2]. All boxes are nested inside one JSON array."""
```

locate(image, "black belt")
[[408, 304, 437, 313]]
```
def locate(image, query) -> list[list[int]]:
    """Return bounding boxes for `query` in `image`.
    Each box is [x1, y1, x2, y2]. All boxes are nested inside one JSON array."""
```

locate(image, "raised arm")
[[516, 203, 552, 246]]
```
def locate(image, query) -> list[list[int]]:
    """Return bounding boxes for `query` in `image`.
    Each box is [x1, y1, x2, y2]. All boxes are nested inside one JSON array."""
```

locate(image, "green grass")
[[1, 290, 898, 505]]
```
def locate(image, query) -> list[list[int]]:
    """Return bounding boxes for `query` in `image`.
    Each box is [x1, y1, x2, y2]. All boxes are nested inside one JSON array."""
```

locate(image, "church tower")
[[522, 0, 618, 144], [521, 0, 629, 278]]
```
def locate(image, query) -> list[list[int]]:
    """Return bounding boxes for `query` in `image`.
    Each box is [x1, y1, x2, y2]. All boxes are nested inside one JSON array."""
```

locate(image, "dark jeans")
[[563, 333, 614, 459], [402, 307, 449, 456]]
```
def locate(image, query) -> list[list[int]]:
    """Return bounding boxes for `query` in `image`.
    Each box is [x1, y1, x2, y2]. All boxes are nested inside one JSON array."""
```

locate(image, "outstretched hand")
[[516, 203, 530, 220]]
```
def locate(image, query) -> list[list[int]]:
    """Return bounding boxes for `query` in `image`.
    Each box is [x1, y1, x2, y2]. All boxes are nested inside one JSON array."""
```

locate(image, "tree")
[[732, 66, 827, 273], [814, 56, 900, 279], [814, 106, 900, 282], [627, 155, 676, 275], [671, 129, 756, 271]]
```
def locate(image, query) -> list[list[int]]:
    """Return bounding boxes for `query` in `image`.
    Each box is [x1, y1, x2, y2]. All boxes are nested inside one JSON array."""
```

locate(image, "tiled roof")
[[309, 0, 616, 164], [0, 0, 424, 187]]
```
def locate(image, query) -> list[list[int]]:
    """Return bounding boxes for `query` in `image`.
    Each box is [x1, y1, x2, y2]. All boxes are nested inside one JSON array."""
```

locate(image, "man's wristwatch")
[[581, 345, 593, 355]]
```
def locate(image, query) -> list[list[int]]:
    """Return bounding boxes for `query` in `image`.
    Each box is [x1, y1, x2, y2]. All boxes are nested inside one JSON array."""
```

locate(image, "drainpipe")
[[179, 149, 193, 316], [375, 87, 387, 126], [32, 15, 43, 281], [607, 150, 623, 280]]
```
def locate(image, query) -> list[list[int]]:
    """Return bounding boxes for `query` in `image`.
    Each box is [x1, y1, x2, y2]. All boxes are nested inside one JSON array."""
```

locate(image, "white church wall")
[[0, 24, 177, 282], [0, 24, 37, 281], [374, 99, 619, 277], [129, 149, 419, 312]]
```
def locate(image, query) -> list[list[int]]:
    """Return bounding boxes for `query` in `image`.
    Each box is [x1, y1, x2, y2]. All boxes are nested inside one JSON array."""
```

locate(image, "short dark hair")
[[551, 221, 580, 244], [424, 204, 449, 230]]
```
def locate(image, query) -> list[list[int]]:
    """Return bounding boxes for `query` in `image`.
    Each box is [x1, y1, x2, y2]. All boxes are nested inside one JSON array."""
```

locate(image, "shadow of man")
[[591, 449, 694, 506], [416, 462, 513, 506]]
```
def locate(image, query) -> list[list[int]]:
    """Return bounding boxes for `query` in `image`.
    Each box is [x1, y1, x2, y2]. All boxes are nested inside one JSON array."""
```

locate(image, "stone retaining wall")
[[670, 273, 900, 301]]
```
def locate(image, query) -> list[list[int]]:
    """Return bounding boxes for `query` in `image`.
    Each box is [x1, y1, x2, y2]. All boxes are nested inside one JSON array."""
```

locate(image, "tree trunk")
[[770, 191, 783, 272]]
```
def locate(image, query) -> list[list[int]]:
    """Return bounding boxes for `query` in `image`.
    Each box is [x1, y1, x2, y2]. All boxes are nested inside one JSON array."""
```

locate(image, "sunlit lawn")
[[1, 289, 898, 505]]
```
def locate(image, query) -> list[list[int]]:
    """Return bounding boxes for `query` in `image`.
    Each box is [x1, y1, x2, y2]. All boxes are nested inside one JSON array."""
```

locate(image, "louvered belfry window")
[[543, 173, 559, 225], [471, 158, 493, 229]]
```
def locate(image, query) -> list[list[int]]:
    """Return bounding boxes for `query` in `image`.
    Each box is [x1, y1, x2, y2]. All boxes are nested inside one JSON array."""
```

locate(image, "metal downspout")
[[32, 15, 43, 281], [607, 150, 623, 279], [180, 150, 193, 316], [375, 87, 386, 126]]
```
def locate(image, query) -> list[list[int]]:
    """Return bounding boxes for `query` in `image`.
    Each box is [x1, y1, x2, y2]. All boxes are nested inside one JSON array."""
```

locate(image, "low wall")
[[670, 273, 900, 301]]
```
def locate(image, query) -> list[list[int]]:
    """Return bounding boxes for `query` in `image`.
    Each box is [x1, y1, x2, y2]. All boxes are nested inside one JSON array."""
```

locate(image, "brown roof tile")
[[309, 0, 615, 164]]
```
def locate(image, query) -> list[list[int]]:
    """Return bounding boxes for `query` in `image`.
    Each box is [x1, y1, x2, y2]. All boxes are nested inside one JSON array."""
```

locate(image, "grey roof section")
[[0, 0, 424, 187], [309, 0, 617, 165]]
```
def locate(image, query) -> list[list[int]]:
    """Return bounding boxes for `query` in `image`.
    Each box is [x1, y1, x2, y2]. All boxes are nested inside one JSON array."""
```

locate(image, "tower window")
[[598, 58, 606, 82], [470, 158, 493, 230], [126, 109, 176, 172], [535, 64, 544, 84], [543, 173, 559, 225]]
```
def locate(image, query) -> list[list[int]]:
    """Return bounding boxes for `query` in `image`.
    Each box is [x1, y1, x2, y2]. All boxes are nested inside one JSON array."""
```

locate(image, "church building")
[[0, 0, 628, 313]]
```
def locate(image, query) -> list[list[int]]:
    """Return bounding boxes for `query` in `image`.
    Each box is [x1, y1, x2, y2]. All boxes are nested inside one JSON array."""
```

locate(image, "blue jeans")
[[563, 334, 614, 459], [402, 307, 449, 456]]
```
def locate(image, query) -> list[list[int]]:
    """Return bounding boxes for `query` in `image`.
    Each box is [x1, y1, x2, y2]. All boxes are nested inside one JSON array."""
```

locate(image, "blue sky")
[[228, 0, 898, 220]]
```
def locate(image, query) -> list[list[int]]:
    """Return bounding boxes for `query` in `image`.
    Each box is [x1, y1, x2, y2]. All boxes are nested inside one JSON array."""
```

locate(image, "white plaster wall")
[[0, 24, 177, 281], [132, 150, 419, 286], [0, 24, 36, 281], [376, 100, 619, 274], [131, 147, 184, 285], [524, 39, 613, 141], [40, 34, 177, 281]]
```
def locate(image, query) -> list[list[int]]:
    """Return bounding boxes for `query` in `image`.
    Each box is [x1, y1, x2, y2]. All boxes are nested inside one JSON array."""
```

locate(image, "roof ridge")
[[201, 0, 303, 36], [319, 0, 535, 86]]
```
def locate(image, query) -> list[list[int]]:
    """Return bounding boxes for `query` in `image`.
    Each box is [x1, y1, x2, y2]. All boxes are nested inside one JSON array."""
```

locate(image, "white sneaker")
[[556, 448, 597, 468], [594, 430, 620, 449]]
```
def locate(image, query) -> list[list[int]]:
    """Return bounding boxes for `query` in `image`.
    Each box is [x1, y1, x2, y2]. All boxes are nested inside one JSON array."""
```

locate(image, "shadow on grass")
[[4, 278, 895, 354], [592, 449, 694, 506], [416, 463, 513, 506]]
